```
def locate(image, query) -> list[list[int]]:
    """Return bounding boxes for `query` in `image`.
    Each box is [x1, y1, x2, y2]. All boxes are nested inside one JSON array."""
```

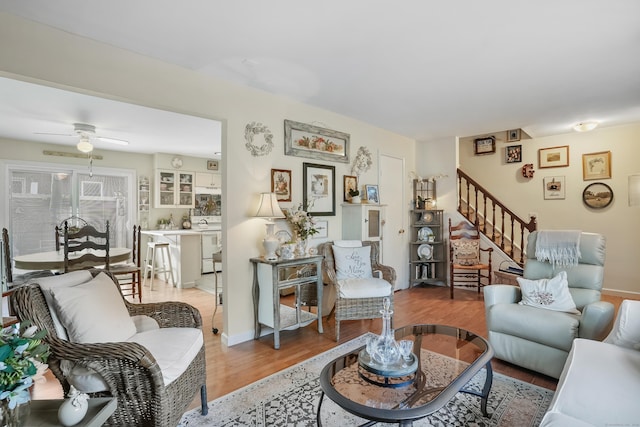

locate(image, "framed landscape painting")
[[539, 145, 569, 168]]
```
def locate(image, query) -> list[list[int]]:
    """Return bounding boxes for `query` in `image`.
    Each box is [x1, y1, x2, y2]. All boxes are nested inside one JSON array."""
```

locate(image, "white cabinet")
[[341, 203, 385, 242], [195, 172, 221, 189], [155, 169, 195, 208]]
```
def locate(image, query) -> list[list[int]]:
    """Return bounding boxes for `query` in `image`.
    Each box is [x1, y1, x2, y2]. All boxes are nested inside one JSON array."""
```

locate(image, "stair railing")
[[456, 168, 537, 265]]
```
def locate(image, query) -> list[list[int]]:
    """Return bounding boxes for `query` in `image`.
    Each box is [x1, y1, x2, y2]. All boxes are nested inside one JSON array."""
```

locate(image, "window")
[[6, 162, 135, 258]]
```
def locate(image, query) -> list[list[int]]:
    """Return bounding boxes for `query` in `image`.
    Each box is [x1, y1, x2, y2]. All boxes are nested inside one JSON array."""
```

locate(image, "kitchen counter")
[[141, 230, 203, 288]]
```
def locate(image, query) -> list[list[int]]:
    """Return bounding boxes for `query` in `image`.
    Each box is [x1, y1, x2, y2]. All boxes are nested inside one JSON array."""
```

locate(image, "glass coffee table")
[[318, 324, 494, 426]]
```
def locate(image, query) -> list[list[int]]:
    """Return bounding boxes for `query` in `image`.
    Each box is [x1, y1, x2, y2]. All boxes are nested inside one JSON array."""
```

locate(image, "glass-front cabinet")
[[155, 169, 195, 208], [341, 204, 384, 242]]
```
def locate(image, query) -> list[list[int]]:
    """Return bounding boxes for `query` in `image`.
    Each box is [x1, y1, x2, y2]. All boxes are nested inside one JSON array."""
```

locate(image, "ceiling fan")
[[35, 122, 129, 153]]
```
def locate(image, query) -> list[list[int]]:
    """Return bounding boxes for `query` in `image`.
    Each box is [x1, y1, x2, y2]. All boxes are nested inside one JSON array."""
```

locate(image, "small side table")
[[26, 397, 117, 426], [250, 255, 324, 349]]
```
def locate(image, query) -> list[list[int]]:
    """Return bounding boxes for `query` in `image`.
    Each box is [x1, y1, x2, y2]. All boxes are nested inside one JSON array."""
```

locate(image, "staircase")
[[456, 168, 537, 266]]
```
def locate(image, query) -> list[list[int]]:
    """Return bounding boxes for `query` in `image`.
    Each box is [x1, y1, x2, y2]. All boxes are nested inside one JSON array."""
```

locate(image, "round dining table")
[[14, 247, 131, 271]]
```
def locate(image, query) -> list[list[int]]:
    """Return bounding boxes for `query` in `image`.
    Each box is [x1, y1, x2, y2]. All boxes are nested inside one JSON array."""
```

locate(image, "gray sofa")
[[483, 231, 614, 378]]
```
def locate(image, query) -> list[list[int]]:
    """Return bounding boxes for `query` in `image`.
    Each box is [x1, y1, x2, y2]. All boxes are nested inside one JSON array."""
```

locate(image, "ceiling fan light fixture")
[[77, 136, 93, 153], [573, 121, 599, 132]]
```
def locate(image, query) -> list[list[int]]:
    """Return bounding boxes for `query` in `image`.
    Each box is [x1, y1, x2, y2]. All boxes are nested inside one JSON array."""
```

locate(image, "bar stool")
[[143, 241, 175, 290]]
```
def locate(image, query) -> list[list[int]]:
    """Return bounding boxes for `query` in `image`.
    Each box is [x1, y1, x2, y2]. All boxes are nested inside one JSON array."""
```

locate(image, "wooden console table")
[[250, 255, 324, 349]]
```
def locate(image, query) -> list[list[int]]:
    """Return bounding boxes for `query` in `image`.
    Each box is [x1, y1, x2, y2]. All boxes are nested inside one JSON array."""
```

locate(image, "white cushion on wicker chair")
[[334, 240, 363, 248], [49, 272, 137, 343], [127, 327, 204, 386], [337, 277, 392, 299], [36, 270, 94, 340]]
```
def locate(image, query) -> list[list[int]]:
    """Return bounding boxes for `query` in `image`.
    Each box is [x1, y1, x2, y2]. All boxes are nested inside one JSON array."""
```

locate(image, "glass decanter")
[[371, 297, 401, 366]]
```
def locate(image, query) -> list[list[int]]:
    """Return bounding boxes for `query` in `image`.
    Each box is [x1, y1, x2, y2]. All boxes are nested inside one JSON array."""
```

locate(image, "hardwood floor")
[[32, 278, 629, 413]]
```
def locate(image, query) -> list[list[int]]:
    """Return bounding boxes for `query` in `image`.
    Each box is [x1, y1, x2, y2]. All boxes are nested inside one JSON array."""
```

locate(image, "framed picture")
[[505, 145, 522, 163], [539, 145, 569, 168], [312, 220, 328, 239], [206, 159, 219, 171], [543, 176, 565, 200], [284, 119, 350, 163], [343, 175, 358, 201], [507, 129, 521, 142], [303, 162, 335, 216], [582, 151, 611, 181], [582, 182, 614, 209], [271, 169, 292, 202], [474, 137, 496, 155], [365, 184, 379, 204]]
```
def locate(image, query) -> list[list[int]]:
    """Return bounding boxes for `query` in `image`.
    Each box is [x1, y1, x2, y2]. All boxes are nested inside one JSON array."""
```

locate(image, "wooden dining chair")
[[55, 216, 89, 252], [2, 227, 54, 288], [110, 225, 142, 301], [63, 221, 110, 272], [448, 218, 493, 299]]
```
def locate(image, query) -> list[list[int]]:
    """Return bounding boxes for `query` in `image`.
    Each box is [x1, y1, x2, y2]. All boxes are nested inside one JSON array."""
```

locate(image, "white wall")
[[0, 12, 416, 345], [459, 124, 640, 296]]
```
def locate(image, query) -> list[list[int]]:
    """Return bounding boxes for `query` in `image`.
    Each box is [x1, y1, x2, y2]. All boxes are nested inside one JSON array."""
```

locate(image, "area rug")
[[179, 333, 553, 426]]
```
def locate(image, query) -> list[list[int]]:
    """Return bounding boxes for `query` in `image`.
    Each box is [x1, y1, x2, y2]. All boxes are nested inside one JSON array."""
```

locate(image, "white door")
[[379, 154, 408, 289]]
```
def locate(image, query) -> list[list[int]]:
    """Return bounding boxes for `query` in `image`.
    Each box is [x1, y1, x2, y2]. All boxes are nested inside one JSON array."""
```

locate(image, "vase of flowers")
[[284, 203, 319, 256], [0, 322, 49, 427]]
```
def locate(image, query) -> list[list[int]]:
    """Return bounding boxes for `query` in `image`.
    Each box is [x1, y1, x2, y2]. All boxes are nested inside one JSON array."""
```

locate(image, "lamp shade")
[[76, 136, 93, 153], [254, 192, 285, 219]]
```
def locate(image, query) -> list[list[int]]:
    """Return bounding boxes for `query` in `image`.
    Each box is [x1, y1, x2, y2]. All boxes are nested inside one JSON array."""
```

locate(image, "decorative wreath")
[[351, 146, 373, 177], [244, 122, 274, 157]]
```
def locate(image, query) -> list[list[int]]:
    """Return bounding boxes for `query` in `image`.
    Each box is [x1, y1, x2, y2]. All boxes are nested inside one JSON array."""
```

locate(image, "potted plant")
[[349, 188, 361, 204]]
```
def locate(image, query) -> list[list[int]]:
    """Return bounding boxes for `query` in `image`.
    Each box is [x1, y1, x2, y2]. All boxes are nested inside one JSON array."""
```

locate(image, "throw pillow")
[[332, 245, 373, 280], [49, 272, 136, 343], [451, 239, 480, 266], [36, 270, 94, 340], [517, 271, 580, 314]]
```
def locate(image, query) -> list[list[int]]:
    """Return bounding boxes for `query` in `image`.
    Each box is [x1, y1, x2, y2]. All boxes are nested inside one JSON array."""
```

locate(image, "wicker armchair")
[[318, 241, 396, 341], [11, 269, 208, 427]]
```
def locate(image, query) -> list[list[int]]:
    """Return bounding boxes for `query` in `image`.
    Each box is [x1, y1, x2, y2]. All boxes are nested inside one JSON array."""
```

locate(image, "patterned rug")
[[179, 333, 553, 427]]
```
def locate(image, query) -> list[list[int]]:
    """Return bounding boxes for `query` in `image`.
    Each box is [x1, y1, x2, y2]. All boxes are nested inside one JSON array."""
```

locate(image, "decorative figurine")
[[58, 386, 89, 427]]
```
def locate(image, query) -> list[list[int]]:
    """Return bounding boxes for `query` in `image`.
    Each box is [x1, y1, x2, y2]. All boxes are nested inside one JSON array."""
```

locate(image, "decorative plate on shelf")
[[421, 211, 434, 223], [418, 244, 433, 260], [417, 227, 434, 242]]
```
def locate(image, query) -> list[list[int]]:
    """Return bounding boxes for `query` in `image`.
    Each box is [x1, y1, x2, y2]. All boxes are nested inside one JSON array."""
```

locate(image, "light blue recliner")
[[483, 231, 615, 379]]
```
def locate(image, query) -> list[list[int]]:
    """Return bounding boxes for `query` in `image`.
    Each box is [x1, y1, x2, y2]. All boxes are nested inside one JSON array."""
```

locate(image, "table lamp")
[[254, 192, 285, 260]]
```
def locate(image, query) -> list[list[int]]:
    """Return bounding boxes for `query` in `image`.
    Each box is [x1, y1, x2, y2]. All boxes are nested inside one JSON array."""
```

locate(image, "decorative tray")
[[417, 226, 434, 242], [418, 244, 433, 260], [358, 349, 418, 388]]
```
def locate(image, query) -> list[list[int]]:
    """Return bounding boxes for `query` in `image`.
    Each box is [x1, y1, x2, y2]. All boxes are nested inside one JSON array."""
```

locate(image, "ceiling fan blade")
[[96, 135, 129, 145], [34, 132, 75, 137]]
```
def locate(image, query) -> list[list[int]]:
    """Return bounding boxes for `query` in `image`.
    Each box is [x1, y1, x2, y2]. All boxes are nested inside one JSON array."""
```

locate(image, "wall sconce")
[[254, 192, 285, 260], [629, 175, 640, 207]]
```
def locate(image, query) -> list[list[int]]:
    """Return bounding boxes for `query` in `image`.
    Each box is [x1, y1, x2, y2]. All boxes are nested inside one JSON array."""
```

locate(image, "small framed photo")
[[271, 169, 292, 202], [312, 220, 328, 239], [582, 151, 611, 181], [365, 184, 379, 204], [539, 145, 569, 168], [207, 159, 219, 171], [583, 182, 613, 209], [505, 145, 522, 163], [474, 137, 496, 155], [343, 175, 358, 201], [507, 129, 521, 142], [543, 176, 565, 200]]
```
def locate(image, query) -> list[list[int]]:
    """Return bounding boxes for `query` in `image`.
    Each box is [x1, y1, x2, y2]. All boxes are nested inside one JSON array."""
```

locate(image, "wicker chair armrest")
[[372, 263, 397, 288], [126, 301, 202, 328], [47, 338, 165, 395]]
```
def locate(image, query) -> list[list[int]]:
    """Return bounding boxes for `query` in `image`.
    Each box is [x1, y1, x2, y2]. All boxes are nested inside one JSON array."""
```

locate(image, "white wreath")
[[351, 146, 373, 177], [244, 122, 274, 157]]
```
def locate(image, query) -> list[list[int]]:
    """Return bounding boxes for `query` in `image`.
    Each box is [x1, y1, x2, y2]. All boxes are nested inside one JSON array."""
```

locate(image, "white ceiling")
[[0, 0, 639, 155]]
